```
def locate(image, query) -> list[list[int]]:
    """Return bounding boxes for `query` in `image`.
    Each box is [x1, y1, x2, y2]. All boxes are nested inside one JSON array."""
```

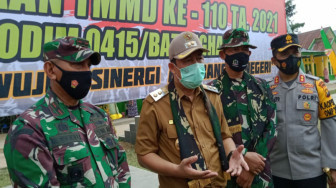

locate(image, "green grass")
[[0, 168, 11, 187], [119, 141, 144, 169]]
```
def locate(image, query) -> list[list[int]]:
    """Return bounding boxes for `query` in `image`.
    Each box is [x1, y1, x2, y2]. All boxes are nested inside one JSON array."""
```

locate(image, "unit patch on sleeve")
[[316, 79, 336, 119]]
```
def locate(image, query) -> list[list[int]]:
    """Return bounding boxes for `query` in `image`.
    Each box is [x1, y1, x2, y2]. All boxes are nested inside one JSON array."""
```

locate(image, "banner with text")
[[0, 0, 286, 117]]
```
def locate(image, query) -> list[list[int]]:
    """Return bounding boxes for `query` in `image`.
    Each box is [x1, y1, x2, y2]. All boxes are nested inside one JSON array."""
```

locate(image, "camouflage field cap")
[[271, 33, 302, 52], [43, 36, 101, 65], [218, 28, 257, 50], [169, 32, 209, 61]]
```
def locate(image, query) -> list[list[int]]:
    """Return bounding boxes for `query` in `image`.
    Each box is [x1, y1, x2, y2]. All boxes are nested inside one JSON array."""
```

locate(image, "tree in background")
[[286, 0, 305, 33]]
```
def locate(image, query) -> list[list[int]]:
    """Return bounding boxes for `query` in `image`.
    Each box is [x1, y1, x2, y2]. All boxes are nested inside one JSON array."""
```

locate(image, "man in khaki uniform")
[[135, 32, 249, 188]]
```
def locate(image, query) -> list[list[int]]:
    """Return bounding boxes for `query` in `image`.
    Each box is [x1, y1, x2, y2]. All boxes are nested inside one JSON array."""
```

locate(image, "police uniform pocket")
[[296, 100, 318, 125]]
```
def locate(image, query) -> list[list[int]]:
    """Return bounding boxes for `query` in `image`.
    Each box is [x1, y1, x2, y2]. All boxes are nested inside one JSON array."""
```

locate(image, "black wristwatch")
[[227, 150, 234, 161]]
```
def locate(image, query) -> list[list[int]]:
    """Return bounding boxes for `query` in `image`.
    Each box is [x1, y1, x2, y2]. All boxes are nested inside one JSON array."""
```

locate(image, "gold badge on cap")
[[286, 34, 293, 44]]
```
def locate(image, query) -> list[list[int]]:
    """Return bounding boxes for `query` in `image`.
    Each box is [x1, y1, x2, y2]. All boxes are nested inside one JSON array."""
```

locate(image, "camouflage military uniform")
[[213, 70, 277, 188], [4, 89, 131, 187]]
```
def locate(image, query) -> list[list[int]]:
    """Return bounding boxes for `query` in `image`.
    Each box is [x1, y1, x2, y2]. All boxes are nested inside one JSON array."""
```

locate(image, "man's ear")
[[271, 57, 279, 66], [248, 50, 252, 56], [44, 61, 57, 80], [219, 50, 226, 60], [168, 62, 176, 74]]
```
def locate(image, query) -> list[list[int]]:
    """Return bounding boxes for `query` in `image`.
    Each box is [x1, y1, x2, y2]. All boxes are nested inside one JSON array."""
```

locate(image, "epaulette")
[[203, 84, 220, 94], [149, 86, 169, 102], [306, 74, 320, 81]]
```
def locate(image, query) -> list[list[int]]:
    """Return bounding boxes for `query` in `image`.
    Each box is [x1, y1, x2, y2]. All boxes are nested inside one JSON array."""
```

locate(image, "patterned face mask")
[[276, 55, 301, 75], [52, 62, 92, 99], [175, 63, 205, 89], [225, 52, 250, 72]]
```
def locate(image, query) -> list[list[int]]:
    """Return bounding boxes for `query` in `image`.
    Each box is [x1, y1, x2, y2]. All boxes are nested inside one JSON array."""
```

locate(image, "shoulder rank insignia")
[[202, 84, 220, 94], [299, 75, 305, 83], [149, 86, 169, 102], [274, 76, 280, 84]]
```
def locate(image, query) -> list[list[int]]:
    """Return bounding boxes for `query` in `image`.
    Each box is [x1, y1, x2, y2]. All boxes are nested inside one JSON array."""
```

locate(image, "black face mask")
[[276, 55, 301, 75], [225, 52, 249, 72], [52, 62, 92, 99]]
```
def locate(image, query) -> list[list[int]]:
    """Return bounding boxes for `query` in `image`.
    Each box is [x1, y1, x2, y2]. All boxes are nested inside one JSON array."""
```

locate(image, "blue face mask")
[[175, 63, 206, 89]]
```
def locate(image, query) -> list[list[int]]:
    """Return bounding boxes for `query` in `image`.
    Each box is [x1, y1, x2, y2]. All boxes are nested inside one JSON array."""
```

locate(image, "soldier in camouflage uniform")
[[135, 31, 249, 188], [269, 34, 336, 188], [212, 28, 277, 188], [4, 37, 131, 187]]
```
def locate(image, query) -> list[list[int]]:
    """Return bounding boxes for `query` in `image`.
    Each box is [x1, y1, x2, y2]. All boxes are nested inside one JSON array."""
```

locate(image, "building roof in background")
[[297, 27, 331, 51]]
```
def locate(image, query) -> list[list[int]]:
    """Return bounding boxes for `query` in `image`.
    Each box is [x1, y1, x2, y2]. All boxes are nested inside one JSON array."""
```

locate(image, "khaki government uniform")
[[135, 84, 232, 188]]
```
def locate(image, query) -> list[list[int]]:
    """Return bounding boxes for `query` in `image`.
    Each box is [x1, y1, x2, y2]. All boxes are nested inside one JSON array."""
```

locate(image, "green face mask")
[[176, 63, 206, 89]]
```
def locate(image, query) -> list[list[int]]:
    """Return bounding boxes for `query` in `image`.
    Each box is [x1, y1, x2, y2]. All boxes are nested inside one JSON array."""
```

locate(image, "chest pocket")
[[273, 93, 283, 111], [51, 133, 96, 186], [99, 134, 119, 169], [296, 97, 318, 126]]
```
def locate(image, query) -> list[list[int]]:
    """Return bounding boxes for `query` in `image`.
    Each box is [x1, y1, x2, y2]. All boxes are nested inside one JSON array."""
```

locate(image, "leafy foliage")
[[286, 0, 305, 33]]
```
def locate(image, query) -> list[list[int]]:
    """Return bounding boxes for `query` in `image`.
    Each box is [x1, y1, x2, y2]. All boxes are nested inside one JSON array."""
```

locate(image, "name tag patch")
[[298, 95, 317, 101]]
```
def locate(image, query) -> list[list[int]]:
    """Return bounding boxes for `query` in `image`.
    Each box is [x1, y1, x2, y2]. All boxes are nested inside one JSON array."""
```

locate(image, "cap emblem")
[[183, 33, 193, 41], [286, 34, 293, 44]]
